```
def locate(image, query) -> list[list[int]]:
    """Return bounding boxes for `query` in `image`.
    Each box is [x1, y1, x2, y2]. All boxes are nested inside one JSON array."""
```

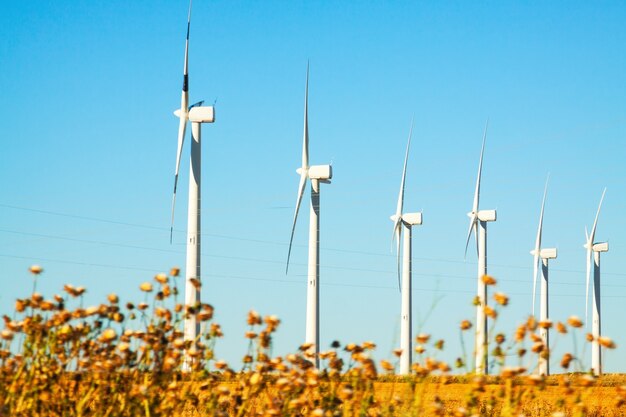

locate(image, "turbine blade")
[[302, 63, 309, 170], [286, 172, 308, 274], [589, 188, 607, 245], [170, 2, 193, 244], [532, 175, 549, 315], [395, 119, 414, 220], [472, 119, 488, 214], [464, 216, 476, 259]]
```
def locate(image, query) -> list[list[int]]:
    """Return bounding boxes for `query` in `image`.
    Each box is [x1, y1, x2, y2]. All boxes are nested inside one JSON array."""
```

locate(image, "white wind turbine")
[[390, 121, 423, 375], [169, 0, 215, 353], [584, 188, 608, 376], [286, 65, 332, 368], [530, 176, 557, 376], [464, 121, 497, 375]]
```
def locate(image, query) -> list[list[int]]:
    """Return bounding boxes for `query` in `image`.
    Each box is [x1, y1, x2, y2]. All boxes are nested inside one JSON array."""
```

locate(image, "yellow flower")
[[139, 282, 153, 292], [460, 320, 472, 330], [29, 265, 43, 275], [481, 275, 496, 285], [598, 336, 616, 349], [567, 316, 583, 328]]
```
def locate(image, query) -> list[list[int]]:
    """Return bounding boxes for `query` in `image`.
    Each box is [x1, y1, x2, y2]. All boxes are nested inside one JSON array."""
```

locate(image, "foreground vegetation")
[[0, 266, 624, 416]]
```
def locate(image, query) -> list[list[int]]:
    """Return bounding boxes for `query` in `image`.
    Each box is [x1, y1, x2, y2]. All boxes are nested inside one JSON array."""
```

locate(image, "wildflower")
[[138, 302, 148, 310], [15, 300, 26, 312], [518, 348, 527, 357], [250, 372, 262, 385], [29, 265, 43, 275], [556, 322, 567, 334], [331, 340, 341, 348], [107, 293, 119, 304], [493, 292, 509, 306], [460, 319, 472, 330], [455, 357, 465, 368], [170, 267, 180, 277], [415, 345, 425, 354], [598, 336, 616, 349], [139, 282, 153, 292], [438, 361, 451, 372], [515, 324, 526, 342], [560, 353, 574, 369], [311, 409, 324, 417], [154, 273, 168, 284], [245, 331, 257, 339], [247, 310, 262, 326], [472, 296, 481, 306], [264, 315, 280, 332], [363, 341, 377, 350], [380, 360, 394, 371], [0, 330, 14, 341], [526, 316, 537, 331], [392, 348, 402, 357], [484, 305, 497, 319], [538, 320, 552, 329], [481, 275, 496, 285], [567, 316, 583, 328], [531, 342, 544, 353], [416, 333, 430, 344], [434, 339, 445, 350], [586, 333, 594, 342], [494, 333, 505, 345], [101, 328, 117, 343], [189, 278, 201, 290]]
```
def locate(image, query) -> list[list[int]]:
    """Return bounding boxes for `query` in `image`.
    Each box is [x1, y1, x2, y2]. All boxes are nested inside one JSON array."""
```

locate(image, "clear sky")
[[1, 1, 625, 373]]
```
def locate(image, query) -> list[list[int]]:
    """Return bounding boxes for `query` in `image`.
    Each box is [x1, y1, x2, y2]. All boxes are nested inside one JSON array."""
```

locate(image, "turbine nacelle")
[[389, 212, 423, 227], [540, 247, 557, 259], [467, 209, 497, 222], [593, 242, 609, 253], [174, 106, 215, 123], [306, 164, 332, 182]]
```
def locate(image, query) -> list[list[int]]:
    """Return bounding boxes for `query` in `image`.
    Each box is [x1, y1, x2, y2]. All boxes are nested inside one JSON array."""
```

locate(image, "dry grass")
[[0, 267, 624, 416]]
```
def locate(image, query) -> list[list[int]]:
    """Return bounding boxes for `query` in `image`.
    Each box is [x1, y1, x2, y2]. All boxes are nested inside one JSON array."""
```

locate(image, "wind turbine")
[[390, 121, 423, 375], [286, 65, 332, 368], [169, 0, 215, 355], [464, 121, 496, 375], [584, 188, 608, 376], [529, 176, 557, 376]]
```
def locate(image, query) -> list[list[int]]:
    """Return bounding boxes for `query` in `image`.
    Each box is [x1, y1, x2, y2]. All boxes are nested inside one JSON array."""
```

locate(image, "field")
[[1, 266, 624, 416]]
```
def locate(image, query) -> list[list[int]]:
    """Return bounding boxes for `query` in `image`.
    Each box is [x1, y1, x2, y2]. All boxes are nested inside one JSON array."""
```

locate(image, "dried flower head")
[[598, 336, 616, 349], [154, 273, 168, 284], [567, 316, 583, 328], [481, 275, 496, 285], [493, 292, 509, 306], [29, 265, 43, 275]]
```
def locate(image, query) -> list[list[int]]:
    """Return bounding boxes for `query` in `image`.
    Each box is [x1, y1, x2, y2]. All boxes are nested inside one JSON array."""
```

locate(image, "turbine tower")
[[530, 176, 557, 376], [169, 0, 215, 357], [286, 65, 332, 368], [464, 121, 496, 375], [584, 188, 608, 376], [390, 121, 422, 375]]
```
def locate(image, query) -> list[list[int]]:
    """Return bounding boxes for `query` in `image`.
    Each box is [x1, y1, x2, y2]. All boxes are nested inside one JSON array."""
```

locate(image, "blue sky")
[[1, 1, 625, 373]]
